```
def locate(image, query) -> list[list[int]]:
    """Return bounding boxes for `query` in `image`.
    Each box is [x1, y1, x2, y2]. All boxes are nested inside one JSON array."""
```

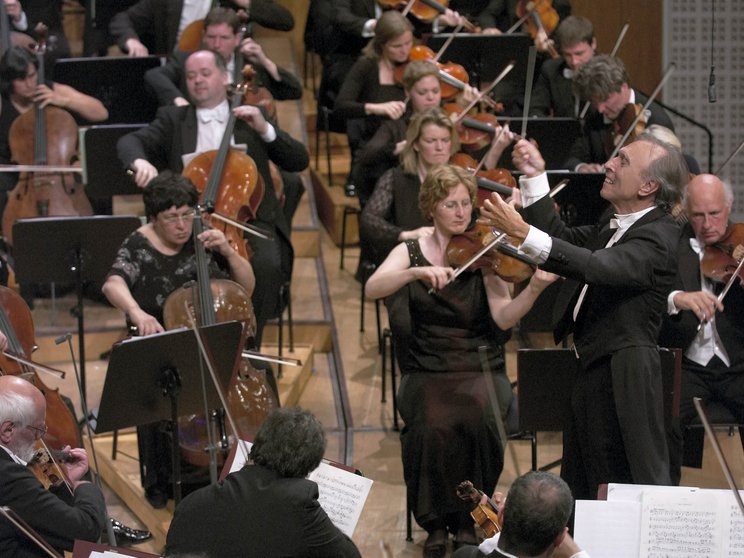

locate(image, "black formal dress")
[[397, 239, 511, 534], [165, 463, 361, 558], [0, 449, 106, 558], [522, 193, 677, 500]]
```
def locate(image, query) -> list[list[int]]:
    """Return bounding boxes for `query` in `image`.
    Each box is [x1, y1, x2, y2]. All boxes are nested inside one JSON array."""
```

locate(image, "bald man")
[[0, 375, 106, 557], [660, 174, 744, 480]]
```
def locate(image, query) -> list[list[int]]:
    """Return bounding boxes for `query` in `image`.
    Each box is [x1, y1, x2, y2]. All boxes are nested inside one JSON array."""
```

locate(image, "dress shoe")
[[424, 529, 447, 558], [109, 518, 152, 546]]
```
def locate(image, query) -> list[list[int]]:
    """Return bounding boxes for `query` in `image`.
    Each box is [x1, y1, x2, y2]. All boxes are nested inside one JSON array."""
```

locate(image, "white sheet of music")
[[227, 441, 372, 538]]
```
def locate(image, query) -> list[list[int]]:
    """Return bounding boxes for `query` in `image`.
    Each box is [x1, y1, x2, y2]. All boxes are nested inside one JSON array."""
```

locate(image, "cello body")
[[2, 106, 92, 245]]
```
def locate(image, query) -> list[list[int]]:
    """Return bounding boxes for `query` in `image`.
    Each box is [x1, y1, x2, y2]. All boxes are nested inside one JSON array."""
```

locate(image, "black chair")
[[380, 328, 400, 432], [682, 404, 744, 468], [340, 205, 360, 271]]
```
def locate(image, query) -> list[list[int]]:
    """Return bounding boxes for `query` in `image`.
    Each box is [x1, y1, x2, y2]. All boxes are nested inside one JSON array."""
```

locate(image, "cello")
[[162, 208, 277, 471], [0, 285, 82, 465], [2, 27, 92, 246]]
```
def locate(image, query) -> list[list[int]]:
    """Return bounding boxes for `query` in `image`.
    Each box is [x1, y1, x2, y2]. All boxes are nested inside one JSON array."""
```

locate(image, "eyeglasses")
[[26, 424, 48, 438], [160, 211, 196, 225], [440, 200, 472, 211]]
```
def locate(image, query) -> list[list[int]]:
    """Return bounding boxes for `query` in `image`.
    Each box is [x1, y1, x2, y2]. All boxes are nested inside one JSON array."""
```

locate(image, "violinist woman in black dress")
[[365, 164, 557, 557]]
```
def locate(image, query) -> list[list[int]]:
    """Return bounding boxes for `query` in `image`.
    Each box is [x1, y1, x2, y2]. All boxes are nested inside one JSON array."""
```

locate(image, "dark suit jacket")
[[523, 195, 679, 368], [659, 223, 744, 368], [165, 464, 362, 558], [144, 50, 303, 108], [116, 103, 308, 237], [530, 57, 576, 117], [331, 0, 377, 57], [0, 450, 106, 558], [110, 0, 293, 55], [564, 89, 675, 170]]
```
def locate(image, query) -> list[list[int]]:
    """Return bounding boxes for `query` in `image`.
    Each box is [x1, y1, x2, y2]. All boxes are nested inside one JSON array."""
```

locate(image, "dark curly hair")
[[142, 171, 199, 221], [0, 46, 36, 97], [250, 408, 325, 478]]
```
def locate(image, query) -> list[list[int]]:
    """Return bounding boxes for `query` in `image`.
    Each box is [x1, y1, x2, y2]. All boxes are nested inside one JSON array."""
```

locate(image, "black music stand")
[[425, 33, 532, 114], [53, 56, 161, 125], [95, 321, 243, 505], [12, 216, 140, 402], [497, 117, 582, 170], [81, 124, 145, 201]]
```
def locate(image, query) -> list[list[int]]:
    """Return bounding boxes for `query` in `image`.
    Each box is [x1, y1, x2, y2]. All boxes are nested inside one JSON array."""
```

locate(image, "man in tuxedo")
[[660, 174, 744, 479], [109, 0, 293, 56], [0, 375, 106, 557], [452, 471, 587, 558], [565, 55, 675, 172], [480, 134, 689, 500], [530, 16, 596, 118], [117, 49, 308, 347], [165, 407, 361, 557]]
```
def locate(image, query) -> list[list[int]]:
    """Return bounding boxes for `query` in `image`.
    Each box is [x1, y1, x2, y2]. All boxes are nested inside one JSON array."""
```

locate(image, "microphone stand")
[[55, 333, 117, 547]]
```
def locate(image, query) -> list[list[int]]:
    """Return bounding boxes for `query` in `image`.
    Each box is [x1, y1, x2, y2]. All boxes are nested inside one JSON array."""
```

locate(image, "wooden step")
[[310, 168, 360, 246]]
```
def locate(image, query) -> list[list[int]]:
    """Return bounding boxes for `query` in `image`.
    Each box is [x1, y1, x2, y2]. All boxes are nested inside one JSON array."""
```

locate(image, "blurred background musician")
[[333, 9, 411, 197], [144, 7, 301, 108], [479, 135, 688, 501], [9, 0, 71, 69], [0, 45, 108, 225], [101, 172, 256, 508], [564, 54, 674, 172], [365, 164, 556, 557], [117, 49, 308, 348], [660, 174, 744, 483], [109, 0, 293, 57], [529, 15, 595, 118], [0, 375, 106, 557]]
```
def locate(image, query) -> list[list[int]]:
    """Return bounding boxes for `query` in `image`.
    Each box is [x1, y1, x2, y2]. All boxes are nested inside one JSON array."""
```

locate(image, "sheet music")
[[574, 499, 640, 557], [226, 440, 372, 537]]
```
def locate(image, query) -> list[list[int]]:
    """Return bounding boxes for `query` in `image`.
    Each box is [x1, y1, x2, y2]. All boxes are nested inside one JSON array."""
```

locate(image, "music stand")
[[425, 33, 532, 113], [497, 117, 582, 170], [53, 56, 161, 125], [95, 321, 243, 505], [80, 124, 145, 200], [12, 216, 140, 402]]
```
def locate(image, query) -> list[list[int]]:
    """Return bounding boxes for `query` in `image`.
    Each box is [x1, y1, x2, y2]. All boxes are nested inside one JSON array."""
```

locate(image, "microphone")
[[55, 333, 72, 345], [708, 66, 717, 103]]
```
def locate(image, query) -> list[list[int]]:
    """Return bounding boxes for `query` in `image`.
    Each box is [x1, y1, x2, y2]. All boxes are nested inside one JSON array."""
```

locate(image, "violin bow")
[[579, 22, 630, 120], [432, 22, 463, 62], [695, 256, 744, 333], [0, 507, 63, 558], [606, 63, 676, 161], [1, 351, 66, 379], [451, 61, 515, 125], [242, 350, 301, 367], [401, 0, 417, 17], [520, 46, 537, 139], [207, 209, 273, 241], [714, 138, 744, 176]]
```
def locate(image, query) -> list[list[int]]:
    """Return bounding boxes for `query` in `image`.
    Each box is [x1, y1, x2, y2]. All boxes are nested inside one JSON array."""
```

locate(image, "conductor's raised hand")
[[511, 138, 545, 177], [479, 191, 530, 242]]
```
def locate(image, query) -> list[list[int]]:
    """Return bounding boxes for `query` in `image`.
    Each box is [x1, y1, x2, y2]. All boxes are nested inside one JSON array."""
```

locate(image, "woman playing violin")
[[365, 164, 557, 557], [0, 374, 106, 556], [102, 172, 255, 508]]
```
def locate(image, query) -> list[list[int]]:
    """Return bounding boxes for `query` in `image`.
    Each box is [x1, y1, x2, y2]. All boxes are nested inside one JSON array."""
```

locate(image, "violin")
[[447, 222, 535, 283], [239, 64, 277, 125], [456, 480, 501, 538], [394, 45, 469, 102], [701, 223, 744, 287], [380, 0, 479, 32], [612, 103, 647, 148], [450, 152, 515, 201], [27, 445, 73, 491], [2, 28, 92, 246], [443, 103, 503, 152], [515, 0, 560, 57]]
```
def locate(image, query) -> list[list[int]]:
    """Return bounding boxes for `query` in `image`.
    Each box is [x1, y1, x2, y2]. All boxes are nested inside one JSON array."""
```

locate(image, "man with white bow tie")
[[117, 48, 308, 349], [660, 174, 744, 482], [530, 16, 597, 119], [479, 134, 689, 501]]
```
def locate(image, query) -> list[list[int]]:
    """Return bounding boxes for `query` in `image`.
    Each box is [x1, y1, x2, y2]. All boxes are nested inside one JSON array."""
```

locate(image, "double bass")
[[2, 26, 92, 246]]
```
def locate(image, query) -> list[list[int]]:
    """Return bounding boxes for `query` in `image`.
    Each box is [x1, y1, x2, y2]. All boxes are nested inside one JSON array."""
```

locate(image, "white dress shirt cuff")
[[520, 226, 551, 264], [261, 124, 277, 143], [518, 172, 550, 207], [362, 19, 376, 37], [667, 290, 683, 315], [13, 12, 28, 31]]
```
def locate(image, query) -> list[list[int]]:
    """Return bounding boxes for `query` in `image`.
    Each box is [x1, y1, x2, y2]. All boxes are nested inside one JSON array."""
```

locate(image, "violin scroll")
[[456, 480, 501, 538]]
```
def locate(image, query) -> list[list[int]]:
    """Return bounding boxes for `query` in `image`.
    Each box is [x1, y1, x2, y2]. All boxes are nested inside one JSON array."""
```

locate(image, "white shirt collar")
[[1, 444, 27, 466]]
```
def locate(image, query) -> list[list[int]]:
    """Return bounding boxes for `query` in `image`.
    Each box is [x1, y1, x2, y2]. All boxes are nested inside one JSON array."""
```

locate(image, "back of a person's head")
[[249, 407, 325, 478], [499, 471, 573, 557]]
